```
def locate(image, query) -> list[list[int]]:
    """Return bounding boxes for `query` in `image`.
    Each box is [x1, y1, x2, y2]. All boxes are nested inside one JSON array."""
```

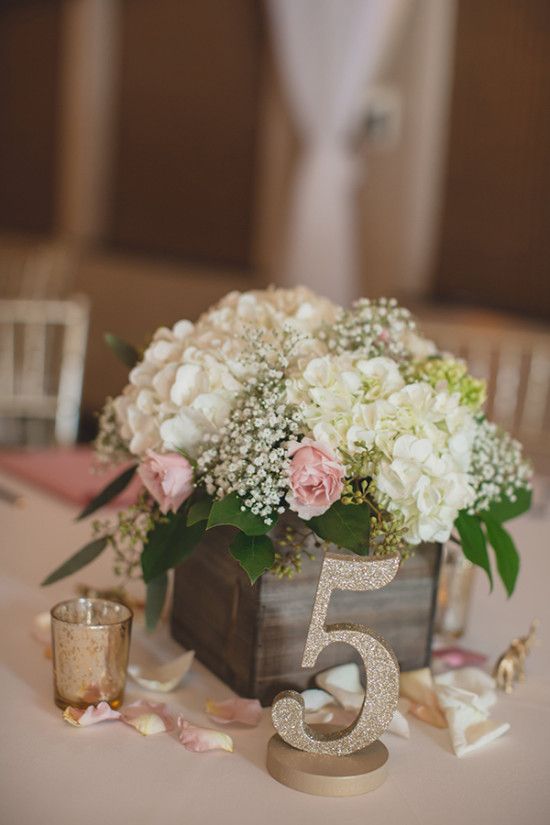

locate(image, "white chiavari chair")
[[0, 296, 89, 446]]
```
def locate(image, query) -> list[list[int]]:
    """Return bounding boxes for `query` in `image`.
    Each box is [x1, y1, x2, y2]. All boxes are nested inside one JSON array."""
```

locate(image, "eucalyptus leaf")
[[309, 501, 371, 554], [483, 516, 520, 597], [145, 573, 168, 631], [41, 537, 109, 586], [141, 512, 205, 582], [229, 533, 275, 584], [104, 332, 140, 369], [455, 510, 493, 589], [207, 491, 274, 536], [76, 464, 138, 521]]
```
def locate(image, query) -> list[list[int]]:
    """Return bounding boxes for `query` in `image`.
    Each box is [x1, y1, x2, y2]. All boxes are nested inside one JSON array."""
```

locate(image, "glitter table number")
[[267, 552, 400, 796]]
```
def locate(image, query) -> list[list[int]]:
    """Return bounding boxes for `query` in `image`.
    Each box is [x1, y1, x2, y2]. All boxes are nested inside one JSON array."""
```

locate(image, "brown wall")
[[0, 1, 62, 233], [110, 0, 263, 267], [434, 0, 550, 320]]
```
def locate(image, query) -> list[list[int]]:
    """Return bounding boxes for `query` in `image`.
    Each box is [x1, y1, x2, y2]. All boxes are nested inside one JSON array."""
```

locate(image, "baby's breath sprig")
[[92, 491, 162, 583], [321, 297, 416, 361], [468, 418, 532, 514], [196, 329, 304, 524], [94, 396, 131, 468]]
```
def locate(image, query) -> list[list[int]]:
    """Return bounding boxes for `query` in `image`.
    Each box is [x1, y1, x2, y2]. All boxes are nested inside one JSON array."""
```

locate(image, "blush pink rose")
[[286, 438, 345, 520], [138, 450, 194, 514]]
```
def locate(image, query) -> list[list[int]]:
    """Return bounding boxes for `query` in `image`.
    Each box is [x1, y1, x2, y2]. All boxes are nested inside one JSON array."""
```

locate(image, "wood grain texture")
[[171, 520, 441, 705]]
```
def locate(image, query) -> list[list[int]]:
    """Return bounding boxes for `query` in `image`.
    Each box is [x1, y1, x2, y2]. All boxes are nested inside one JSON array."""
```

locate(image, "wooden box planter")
[[171, 522, 442, 706]]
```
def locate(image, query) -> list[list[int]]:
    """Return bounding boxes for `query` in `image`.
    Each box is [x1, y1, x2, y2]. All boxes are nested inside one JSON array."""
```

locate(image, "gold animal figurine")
[[493, 620, 540, 693]]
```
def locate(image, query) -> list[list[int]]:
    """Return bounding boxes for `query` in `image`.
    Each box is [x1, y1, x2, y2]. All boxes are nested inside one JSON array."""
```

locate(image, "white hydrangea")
[[113, 287, 337, 458], [288, 353, 476, 544]]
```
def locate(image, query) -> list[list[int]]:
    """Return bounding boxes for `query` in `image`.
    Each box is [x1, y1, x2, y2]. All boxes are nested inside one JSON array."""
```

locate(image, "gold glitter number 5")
[[271, 552, 400, 756]]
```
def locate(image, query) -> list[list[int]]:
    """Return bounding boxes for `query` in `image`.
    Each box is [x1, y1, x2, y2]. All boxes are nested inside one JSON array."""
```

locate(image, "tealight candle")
[[50, 598, 132, 710]]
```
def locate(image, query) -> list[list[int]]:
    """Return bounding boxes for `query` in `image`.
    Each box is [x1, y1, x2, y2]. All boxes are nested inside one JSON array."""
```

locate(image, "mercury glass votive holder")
[[51, 598, 132, 710]]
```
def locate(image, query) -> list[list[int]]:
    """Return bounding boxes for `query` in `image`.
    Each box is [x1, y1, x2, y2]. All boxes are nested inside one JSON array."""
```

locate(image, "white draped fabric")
[[267, 0, 410, 305]]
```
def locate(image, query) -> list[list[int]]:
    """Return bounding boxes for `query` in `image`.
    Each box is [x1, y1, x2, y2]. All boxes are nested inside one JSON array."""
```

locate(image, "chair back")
[[0, 296, 89, 446], [420, 317, 550, 472]]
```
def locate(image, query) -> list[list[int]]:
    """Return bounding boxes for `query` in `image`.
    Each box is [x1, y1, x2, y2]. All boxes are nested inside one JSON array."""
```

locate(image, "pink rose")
[[286, 438, 345, 520], [138, 450, 194, 514]]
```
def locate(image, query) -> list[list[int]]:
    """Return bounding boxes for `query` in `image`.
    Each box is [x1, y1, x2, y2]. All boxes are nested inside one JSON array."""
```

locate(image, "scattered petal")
[[431, 646, 487, 673], [301, 689, 334, 711], [435, 667, 497, 712], [301, 689, 335, 724], [408, 701, 447, 729], [315, 663, 363, 711], [205, 697, 262, 726], [177, 717, 233, 752], [400, 668, 447, 728], [434, 683, 510, 757], [63, 702, 121, 727], [387, 708, 410, 739], [121, 701, 175, 735], [128, 650, 195, 693]]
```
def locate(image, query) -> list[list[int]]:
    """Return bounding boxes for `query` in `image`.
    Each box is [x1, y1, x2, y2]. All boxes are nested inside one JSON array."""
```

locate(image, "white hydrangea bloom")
[[113, 287, 338, 458], [288, 353, 476, 544]]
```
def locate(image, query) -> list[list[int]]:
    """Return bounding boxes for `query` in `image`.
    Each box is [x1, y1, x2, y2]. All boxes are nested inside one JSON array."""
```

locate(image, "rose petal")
[[434, 683, 509, 757], [121, 701, 174, 735], [315, 663, 364, 711], [177, 717, 233, 752], [63, 702, 121, 727], [387, 708, 410, 739], [128, 650, 195, 693], [435, 667, 497, 712], [205, 697, 262, 726], [300, 689, 336, 724], [408, 701, 448, 729]]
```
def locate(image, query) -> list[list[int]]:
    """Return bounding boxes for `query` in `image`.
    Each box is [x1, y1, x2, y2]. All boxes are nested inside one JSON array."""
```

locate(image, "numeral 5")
[[271, 552, 400, 755]]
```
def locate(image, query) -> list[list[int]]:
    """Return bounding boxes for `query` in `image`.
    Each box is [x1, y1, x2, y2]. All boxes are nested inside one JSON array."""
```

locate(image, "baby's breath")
[[322, 297, 416, 360], [468, 419, 532, 514], [196, 331, 303, 523], [92, 491, 160, 582], [94, 397, 131, 467]]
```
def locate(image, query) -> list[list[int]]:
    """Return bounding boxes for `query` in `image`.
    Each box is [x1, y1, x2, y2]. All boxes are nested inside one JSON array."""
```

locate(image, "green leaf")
[[77, 464, 138, 521], [229, 532, 275, 584], [145, 573, 168, 631], [309, 501, 371, 554], [455, 510, 493, 589], [41, 537, 109, 586], [483, 517, 520, 597], [480, 487, 532, 523], [207, 492, 274, 536], [187, 497, 213, 526], [104, 332, 140, 368], [141, 512, 205, 582]]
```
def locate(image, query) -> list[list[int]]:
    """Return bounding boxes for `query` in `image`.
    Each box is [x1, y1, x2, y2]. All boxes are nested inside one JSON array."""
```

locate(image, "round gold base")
[[266, 729, 389, 797]]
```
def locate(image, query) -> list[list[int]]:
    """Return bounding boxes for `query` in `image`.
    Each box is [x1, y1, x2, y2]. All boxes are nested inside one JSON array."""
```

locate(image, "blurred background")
[[0, 0, 549, 470]]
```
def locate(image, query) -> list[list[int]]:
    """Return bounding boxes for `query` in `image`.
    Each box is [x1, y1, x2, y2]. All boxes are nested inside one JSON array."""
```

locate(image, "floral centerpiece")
[[44, 287, 532, 629]]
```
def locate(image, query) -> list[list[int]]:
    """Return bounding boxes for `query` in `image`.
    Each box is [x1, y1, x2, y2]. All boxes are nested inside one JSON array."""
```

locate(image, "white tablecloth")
[[1, 470, 549, 825]]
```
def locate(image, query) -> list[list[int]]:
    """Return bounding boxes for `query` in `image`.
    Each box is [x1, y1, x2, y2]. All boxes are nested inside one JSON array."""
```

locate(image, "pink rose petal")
[[63, 702, 121, 727], [121, 701, 175, 735], [205, 697, 262, 727], [177, 717, 233, 752], [286, 438, 345, 520], [138, 451, 194, 514]]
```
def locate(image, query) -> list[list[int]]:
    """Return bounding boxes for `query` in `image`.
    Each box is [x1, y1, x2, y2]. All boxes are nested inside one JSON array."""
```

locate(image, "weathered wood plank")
[[171, 521, 441, 705]]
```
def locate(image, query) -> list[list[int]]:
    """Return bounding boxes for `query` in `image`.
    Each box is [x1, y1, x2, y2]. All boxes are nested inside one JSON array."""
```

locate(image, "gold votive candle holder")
[[51, 598, 132, 710]]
